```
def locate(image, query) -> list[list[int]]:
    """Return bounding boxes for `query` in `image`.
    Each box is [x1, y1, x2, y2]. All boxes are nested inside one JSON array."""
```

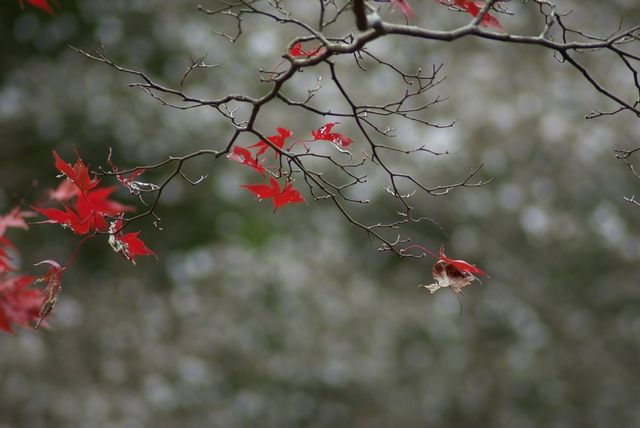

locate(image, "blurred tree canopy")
[[2, 1, 640, 427]]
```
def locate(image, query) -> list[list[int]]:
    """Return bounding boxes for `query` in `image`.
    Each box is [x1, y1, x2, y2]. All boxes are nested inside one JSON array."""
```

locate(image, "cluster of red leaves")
[[26, 150, 155, 329], [402, 245, 488, 294], [374, 0, 507, 33], [33, 150, 134, 234], [228, 124, 353, 211], [18, 0, 58, 15], [0, 208, 43, 333]]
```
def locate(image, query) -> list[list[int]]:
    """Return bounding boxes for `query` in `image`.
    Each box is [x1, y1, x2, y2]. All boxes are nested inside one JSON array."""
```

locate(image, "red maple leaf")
[[47, 179, 78, 202], [249, 128, 293, 158], [0, 207, 32, 238], [107, 149, 147, 194], [240, 175, 306, 211], [0, 237, 16, 273], [109, 219, 156, 265], [33, 259, 64, 328], [311, 122, 354, 149], [75, 187, 135, 232], [19, 0, 59, 15], [273, 181, 306, 210], [227, 145, 265, 175], [373, 0, 416, 24], [435, 0, 506, 33], [402, 244, 488, 294], [290, 42, 325, 58], [32, 205, 90, 235], [0, 274, 42, 333], [53, 150, 100, 193], [437, 245, 488, 277], [270, 43, 326, 78]]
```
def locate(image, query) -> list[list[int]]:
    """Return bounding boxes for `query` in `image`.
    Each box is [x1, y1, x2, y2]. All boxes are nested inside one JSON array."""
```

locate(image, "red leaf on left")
[[0, 274, 42, 334], [32, 205, 90, 235], [0, 207, 32, 237], [33, 259, 64, 328]]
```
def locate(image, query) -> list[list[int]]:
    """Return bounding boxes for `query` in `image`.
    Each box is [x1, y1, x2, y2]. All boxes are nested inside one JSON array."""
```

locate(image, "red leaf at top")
[[53, 150, 99, 193], [457, 0, 506, 33], [248, 128, 293, 158], [373, 0, 416, 25], [19, 0, 58, 15], [435, 0, 506, 33]]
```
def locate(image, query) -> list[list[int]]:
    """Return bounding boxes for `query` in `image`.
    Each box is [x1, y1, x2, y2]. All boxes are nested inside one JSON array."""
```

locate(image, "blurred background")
[[2, 1, 640, 427]]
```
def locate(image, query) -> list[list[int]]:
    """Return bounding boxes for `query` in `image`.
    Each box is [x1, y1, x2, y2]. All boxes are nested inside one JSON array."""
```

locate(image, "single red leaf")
[[108, 218, 156, 265], [240, 175, 281, 199], [438, 245, 488, 277], [0, 274, 42, 333], [373, 0, 416, 24], [107, 149, 147, 193], [75, 186, 135, 232], [47, 179, 78, 202], [312, 123, 354, 149], [460, 1, 506, 33], [443, 0, 506, 33], [240, 176, 305, 211], [0, 207, 32, 237], [311, 122, 339, 140], [228, 146, 265, 176], [0, 306, 12, 333], [33, 259, 64, 328], [290, 42, 325, 58], [32, 205, 90, 235], [53, 149, 100, 193], [248, 128, 293, 158], [402, 244, 488, 294], [20, 0, 58, 15], [118, 232, 156, 263], [272, 182, 306, 212]]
